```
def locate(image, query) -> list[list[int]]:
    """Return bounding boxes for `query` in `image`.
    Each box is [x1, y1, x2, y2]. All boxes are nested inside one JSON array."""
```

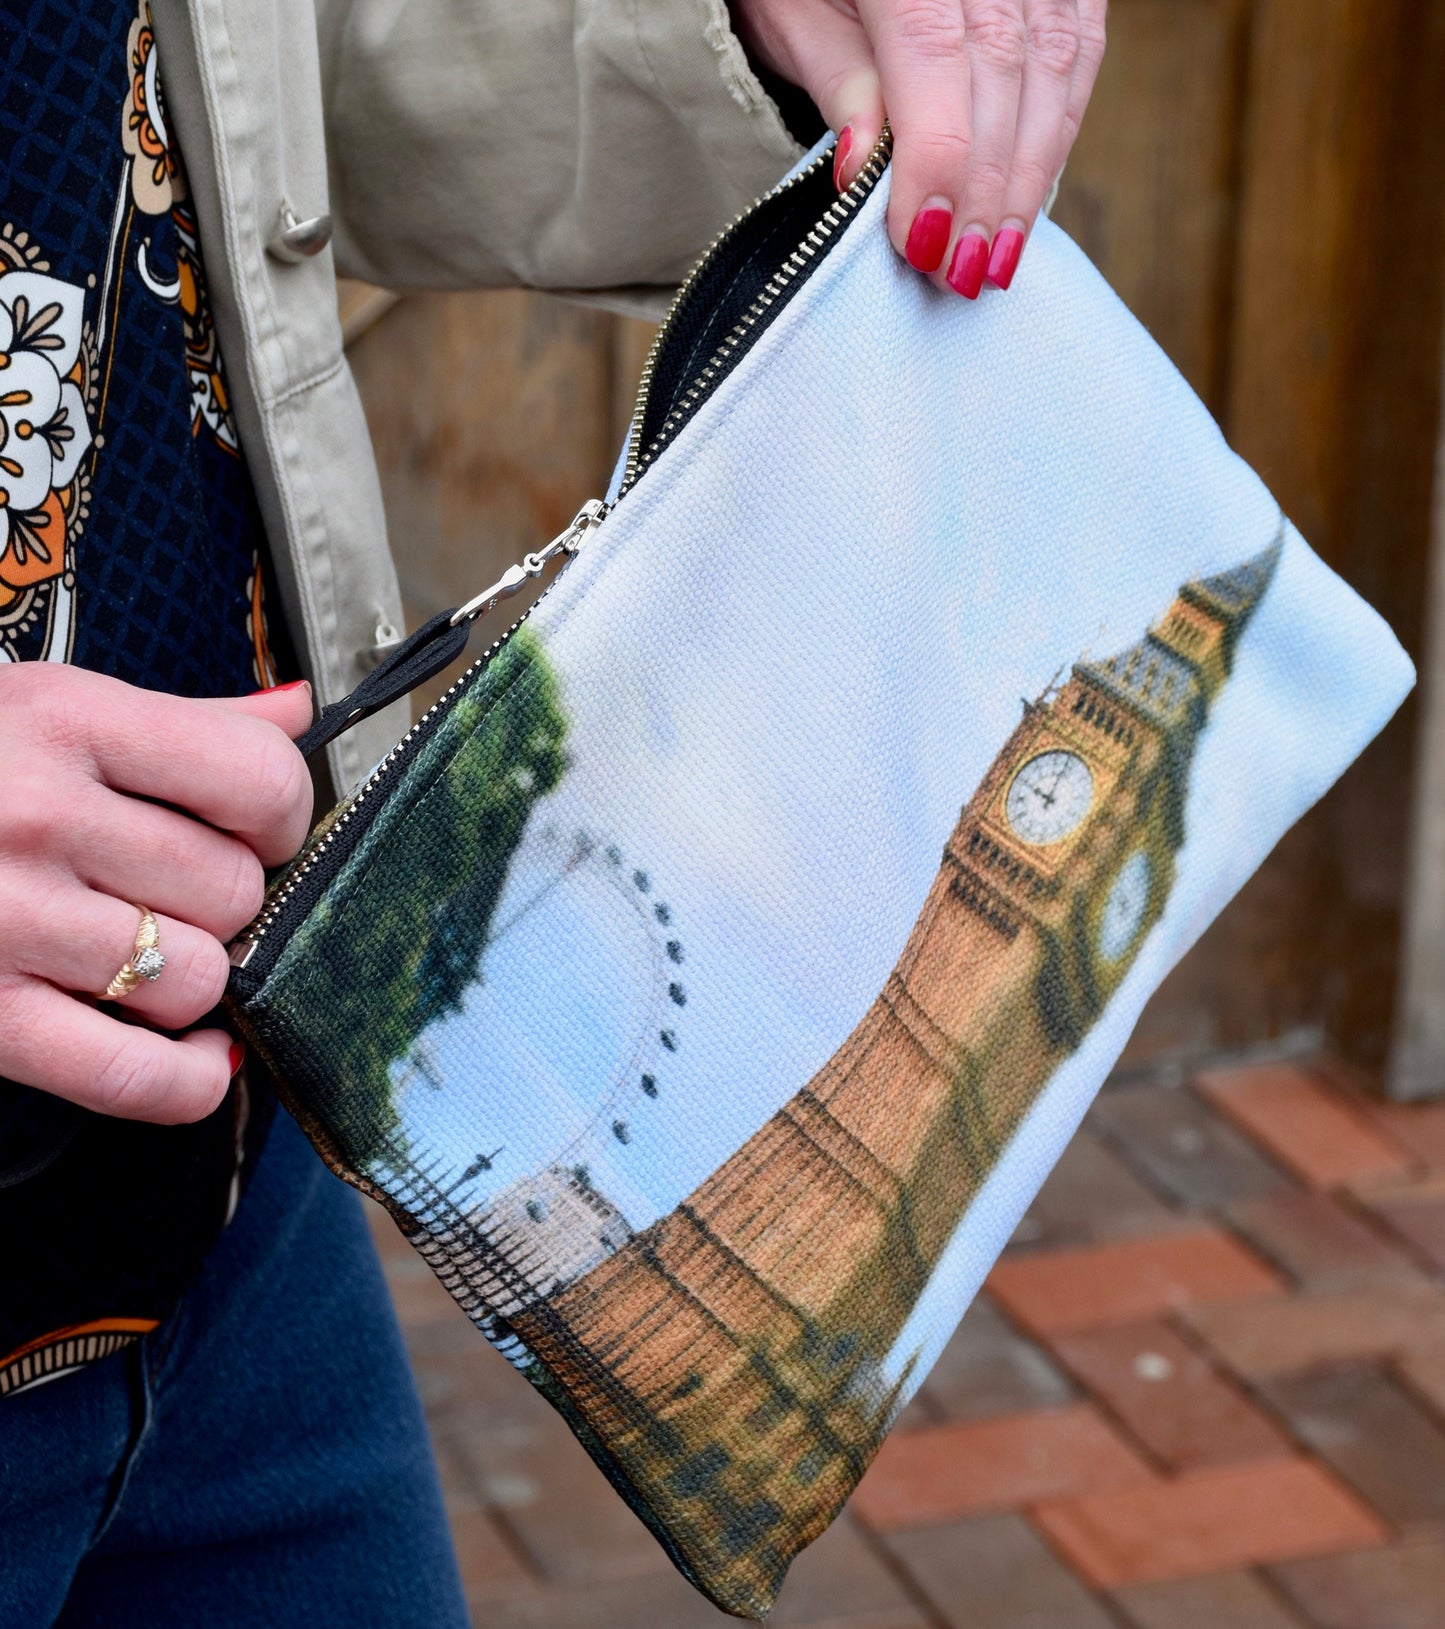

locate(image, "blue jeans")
[[0, 1109, 468, 1628]]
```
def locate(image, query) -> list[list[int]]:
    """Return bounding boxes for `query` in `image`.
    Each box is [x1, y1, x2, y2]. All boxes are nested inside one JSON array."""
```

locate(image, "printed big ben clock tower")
[[505, 539, 1283, 1614]]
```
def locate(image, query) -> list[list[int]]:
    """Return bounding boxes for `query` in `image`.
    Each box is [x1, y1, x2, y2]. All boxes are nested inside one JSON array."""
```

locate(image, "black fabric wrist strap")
[[296, 608, 469, 761]]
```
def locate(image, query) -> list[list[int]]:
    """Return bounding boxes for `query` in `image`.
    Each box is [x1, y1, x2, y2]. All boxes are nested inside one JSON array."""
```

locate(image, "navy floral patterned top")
[[0, 0, 291, 1395]]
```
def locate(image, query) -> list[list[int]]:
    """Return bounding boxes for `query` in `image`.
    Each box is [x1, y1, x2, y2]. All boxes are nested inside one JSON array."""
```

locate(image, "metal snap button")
[[366, 618, 403, 667], [266, 202, 333, 263]]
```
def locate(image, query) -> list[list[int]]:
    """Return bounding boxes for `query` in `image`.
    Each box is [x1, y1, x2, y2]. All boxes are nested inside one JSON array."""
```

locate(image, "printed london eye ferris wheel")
[[501, 822, 688, 1127], [395, 821, 692, 1204]]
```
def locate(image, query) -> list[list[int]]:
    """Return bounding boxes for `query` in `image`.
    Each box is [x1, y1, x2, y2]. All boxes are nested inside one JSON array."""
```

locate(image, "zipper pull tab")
[[294, 500, 608, 762], [562, 495, 610, 552], [450, 498, 609, 628]]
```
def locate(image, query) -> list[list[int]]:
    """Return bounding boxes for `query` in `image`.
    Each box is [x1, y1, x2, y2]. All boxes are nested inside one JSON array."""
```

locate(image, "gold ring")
[[99, 907, 166, 1002]]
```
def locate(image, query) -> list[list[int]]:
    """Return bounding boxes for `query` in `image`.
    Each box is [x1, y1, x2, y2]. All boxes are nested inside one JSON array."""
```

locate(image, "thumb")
[[742, 4, 884, 190], [205, 678, 314, 742], [821, 60, 887, 192]]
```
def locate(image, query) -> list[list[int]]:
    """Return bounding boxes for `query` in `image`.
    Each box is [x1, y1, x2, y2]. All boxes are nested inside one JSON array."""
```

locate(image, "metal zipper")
[[229, 130, 890, 971], [448, 499, 608, 628], [619, 126, 891, 496], [230, 634, 508, 966], [230, 501, 614, 968]]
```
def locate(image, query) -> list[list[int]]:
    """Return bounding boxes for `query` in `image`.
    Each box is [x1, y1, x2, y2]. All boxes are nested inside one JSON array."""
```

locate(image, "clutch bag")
[[225, 129, 1413, 1618]]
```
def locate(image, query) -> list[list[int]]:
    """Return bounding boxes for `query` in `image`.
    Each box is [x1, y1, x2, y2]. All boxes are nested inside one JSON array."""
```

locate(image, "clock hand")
[[1027, 772, 1055, 808]]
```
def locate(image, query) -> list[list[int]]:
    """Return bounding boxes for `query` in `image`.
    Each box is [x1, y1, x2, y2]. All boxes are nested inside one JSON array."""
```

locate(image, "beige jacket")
[[150, 0, 806, 792]]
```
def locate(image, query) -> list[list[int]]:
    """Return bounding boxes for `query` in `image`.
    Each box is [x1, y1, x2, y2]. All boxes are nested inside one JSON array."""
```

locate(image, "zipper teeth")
[[619, 128, 891, 496], [235, 129, 892, 962], [233, 609, 534, 954]]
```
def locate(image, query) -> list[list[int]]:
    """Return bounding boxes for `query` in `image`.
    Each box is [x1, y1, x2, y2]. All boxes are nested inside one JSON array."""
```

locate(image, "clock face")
[[1005, 750, 1094, 846], [1099, 849, 1153, 963]]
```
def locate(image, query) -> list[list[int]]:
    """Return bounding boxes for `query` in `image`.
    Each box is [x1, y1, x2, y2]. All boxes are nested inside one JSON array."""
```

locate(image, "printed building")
[[479, 1164, 633, 1313], [508, 542, 1282, 1614]]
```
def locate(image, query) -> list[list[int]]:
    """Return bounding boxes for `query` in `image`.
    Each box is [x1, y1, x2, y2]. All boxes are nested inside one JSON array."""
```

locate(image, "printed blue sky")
[[390, 201, 1411, 1394]]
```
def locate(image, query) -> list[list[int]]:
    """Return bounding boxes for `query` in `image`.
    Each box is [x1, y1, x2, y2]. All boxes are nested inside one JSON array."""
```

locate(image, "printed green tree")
[[289, 629, 568, 1169]]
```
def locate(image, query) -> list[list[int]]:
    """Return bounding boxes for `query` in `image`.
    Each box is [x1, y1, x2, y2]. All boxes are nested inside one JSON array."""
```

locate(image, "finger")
[[206, 678, 313, 741], [858, 0, 971, 270], [831, 71, 888, 194], [0, 975, 234, 1122], [1065, 0, 1108, 154], [8, 887, 230, 1032], [47, 670, 315, 866], [940, 0, 1027, 297], [988, 0, 1084, 289], [732, 1, 886, 192], [67, 784, 266, 942]]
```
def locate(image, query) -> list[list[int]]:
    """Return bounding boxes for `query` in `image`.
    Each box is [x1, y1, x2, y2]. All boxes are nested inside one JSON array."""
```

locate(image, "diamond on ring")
[[97, 906, 166, 1002]]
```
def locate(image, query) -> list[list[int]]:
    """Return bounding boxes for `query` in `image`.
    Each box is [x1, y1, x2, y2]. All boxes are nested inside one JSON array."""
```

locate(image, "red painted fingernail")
[[228, 1041, 245, 1078], [905, 205, 953, 274], [246, 678, 309, 697], [987, 227, 1025, 290], [947, 233, 990, 299], [832, 125, 854, 192]]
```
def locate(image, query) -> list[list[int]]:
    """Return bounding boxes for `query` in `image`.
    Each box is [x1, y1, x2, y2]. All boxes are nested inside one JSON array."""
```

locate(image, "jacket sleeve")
[[316, 0, 809, 292]]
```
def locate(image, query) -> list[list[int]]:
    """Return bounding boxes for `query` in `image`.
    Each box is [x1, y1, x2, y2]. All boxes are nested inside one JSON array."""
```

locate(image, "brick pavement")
[[368, 1057, 1445, 1627]]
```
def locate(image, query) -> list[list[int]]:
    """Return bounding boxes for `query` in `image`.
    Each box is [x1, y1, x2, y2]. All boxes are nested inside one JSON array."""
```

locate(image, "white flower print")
[[0, 270, 93, 576]]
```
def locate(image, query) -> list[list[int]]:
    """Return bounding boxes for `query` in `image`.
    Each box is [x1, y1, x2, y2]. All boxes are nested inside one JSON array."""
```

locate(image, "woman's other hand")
[[729, 0, 1106, 296], [0, 665, 315, 1122]]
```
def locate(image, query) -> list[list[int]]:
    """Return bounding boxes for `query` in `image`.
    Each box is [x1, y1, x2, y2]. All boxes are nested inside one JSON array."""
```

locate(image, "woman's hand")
[[729, 0, 1106, 296], [0, 664, 315, 1123]]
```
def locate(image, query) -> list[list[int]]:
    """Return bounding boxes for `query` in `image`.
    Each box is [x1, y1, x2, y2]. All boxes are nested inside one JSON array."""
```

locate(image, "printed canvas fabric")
[[234, 153, 1415, 1618]]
